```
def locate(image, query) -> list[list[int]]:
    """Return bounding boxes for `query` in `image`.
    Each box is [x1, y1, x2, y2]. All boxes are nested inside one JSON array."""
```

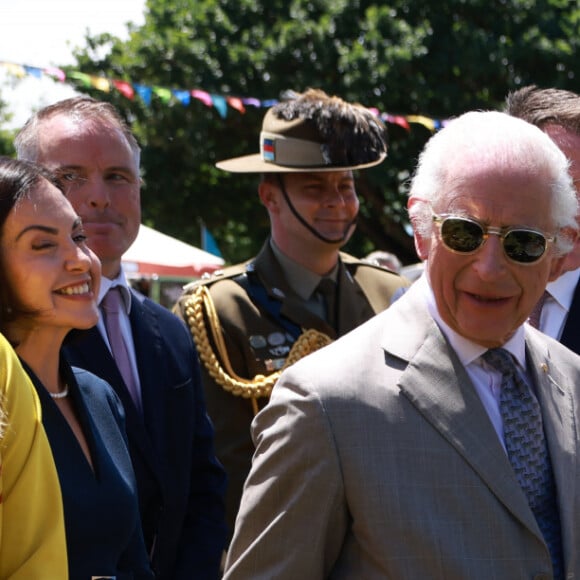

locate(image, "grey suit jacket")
[[224, 280, 580, 579]]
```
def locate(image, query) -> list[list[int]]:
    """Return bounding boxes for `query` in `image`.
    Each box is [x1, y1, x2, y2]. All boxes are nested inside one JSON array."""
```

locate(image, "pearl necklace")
[[49, 384, 69, 399]]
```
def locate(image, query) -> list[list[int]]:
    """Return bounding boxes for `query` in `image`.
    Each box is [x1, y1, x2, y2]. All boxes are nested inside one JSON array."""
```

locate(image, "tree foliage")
[[70, 0, 579, 264], [0, 93, 15, 157]]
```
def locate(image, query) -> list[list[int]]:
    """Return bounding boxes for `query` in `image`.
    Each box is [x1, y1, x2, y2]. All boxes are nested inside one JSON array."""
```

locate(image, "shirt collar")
[[420, 274, 526, 370], [270, 239, 339, 300], [546, 267, 580, 311]]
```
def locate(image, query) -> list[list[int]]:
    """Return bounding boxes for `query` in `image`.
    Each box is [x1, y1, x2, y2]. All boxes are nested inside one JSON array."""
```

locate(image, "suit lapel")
[[66, 327, 130, 407], [385, 285, 541, 538], [525, 331, 578, 563], [129, 295, 167, 458], [64, 325, 158, 475], [336, 261, 375, 335]]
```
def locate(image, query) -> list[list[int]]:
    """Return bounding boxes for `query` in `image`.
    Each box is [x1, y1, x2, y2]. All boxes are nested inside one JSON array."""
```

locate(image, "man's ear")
[[547, 254, 566, 282], [258, 181, 280, 212], [407, 196, 431, 260], [413, 232, 430, 261], [552, 225, 580, 276]]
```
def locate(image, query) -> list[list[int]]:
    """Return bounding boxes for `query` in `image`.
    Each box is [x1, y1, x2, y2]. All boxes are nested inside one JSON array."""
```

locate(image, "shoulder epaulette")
[[340, 252, 401, 276], [182, 261, 251, 293]]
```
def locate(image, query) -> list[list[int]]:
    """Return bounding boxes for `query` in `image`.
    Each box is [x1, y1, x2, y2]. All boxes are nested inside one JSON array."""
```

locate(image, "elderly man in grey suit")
[[223, 110, 580, 579]]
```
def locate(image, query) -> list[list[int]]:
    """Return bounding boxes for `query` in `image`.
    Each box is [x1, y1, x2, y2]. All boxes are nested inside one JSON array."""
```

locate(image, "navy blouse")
[[24, 360, 152, 580]]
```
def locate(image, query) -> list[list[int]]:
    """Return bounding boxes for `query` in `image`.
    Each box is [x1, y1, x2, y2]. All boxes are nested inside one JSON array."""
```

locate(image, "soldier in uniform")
[[174, 88, 409, 539]]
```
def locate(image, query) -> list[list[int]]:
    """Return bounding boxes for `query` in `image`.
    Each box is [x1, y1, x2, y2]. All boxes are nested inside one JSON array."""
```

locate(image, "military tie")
[[316, 277, 337, 331], [102, 287, 142, 412], [483, 348, 563, 578]]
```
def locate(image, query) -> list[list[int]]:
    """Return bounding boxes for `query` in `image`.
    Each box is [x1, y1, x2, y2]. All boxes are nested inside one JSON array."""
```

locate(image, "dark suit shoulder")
[[141, 294, 188, 328], [135, 292, 197, 348]]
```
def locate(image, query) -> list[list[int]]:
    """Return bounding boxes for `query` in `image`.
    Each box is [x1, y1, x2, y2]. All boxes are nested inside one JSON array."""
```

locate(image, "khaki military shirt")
[[174, 240, 410, 537]]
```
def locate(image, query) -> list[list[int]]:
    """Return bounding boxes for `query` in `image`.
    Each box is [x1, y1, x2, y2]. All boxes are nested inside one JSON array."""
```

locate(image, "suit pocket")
[[171, 377, 192, 390]]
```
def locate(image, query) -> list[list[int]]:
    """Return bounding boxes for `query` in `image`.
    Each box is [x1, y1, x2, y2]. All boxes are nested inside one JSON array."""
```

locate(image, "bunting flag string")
[[1, 59, 450, 132]]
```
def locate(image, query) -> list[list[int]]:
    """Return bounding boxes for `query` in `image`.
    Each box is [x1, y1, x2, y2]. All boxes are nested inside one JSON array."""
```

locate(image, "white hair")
[[408, 110, 578, 255]]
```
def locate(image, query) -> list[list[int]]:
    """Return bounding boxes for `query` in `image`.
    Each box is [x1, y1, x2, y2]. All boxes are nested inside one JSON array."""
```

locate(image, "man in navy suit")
[[506, 86, 580, 352], [16, 97, 227, 579]]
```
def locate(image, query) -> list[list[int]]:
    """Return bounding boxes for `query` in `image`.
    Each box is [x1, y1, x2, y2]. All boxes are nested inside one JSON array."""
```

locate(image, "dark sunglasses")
[[432, 213, 555, 264]]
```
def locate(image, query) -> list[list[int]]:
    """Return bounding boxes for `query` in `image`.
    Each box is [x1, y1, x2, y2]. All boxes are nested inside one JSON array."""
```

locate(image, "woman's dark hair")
[[0, 157, 64, 331]]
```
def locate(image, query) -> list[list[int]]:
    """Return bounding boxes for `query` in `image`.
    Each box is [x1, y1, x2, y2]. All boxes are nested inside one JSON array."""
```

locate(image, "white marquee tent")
[[122, 224, 224, 279]]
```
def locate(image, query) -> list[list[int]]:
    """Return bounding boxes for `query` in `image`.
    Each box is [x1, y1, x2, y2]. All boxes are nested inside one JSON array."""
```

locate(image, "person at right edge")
[[505, 85, 580, 351], [173, 88, 409, 539]]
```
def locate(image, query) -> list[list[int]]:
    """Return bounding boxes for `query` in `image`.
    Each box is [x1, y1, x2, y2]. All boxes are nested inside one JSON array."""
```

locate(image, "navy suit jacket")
[[560, 282, 580, 355], [65, 290, 227, 579]]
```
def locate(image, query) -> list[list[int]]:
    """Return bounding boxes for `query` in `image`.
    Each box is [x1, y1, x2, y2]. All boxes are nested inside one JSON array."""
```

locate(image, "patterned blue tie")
[[483, 348, 563, 578]]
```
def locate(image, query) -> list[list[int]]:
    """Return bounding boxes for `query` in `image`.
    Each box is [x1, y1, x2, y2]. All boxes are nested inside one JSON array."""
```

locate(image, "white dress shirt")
[[419, 275, 528, 450]]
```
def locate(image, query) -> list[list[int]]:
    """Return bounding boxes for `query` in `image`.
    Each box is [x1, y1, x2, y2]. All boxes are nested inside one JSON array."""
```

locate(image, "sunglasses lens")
[[440, 218, 483, 253], [504, 230, 547, 263]]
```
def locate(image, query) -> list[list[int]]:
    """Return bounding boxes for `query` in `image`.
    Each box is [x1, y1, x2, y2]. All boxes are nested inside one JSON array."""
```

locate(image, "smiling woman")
[[0, 156, 153, 579]]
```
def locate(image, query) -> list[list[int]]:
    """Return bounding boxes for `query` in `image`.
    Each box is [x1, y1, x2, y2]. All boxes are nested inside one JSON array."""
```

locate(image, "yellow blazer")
[[0, 333, 68, 579]]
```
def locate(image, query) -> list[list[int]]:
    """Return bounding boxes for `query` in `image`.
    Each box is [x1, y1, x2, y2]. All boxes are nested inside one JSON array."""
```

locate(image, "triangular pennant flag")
[[191, 89, 212, 107], [134, 84, 152, 106], [68, 71, 92, 87], [172, 89, 191, 105], [44, 66, 66, 82], [384, 114, 411, 131], [406, 115, 436, 132], [3, 63, 26, 78], [201, 223, 223, 258], [90, 76, 111, 92], [24, 66, 43, 79], [242, 97, 261, 107], [112, 80, 135, 100], [211, 95, 227, 118], [152, 86, 172, 103], [227, 96, 246, 114]]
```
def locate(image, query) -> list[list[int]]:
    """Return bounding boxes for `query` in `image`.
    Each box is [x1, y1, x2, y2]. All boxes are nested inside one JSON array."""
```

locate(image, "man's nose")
[[472, 234, 508, 279], [85, 178, 111, 208], [321, 186, 346, 206]]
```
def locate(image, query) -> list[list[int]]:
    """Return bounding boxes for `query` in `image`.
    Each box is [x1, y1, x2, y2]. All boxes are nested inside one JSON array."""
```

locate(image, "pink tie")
[[101, 287, 142, 411]]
